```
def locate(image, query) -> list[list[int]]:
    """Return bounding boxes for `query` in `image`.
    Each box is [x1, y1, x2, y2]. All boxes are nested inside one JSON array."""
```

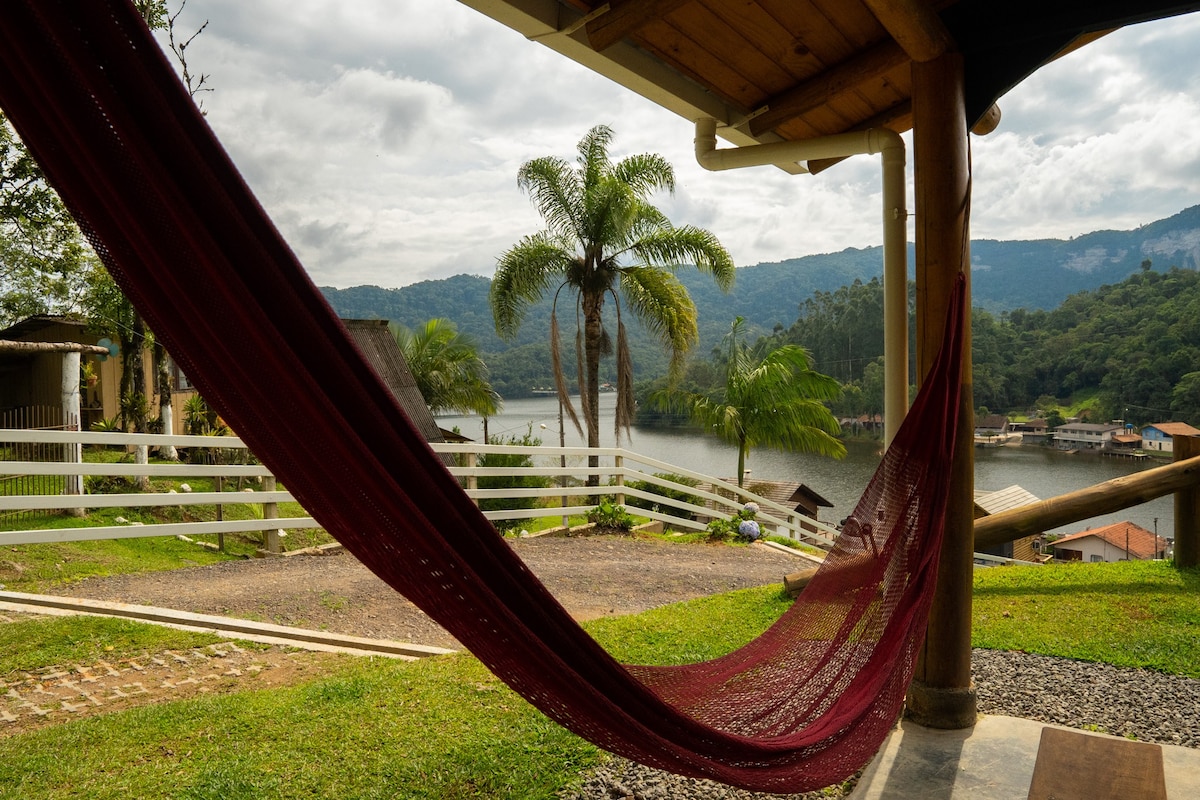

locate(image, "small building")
[[1109, 432, 1143, 452], [974, 414, 1009, 438], [974, 485, 1043, 562], [1052, 422, 1123, 451], [1141, 422, 1200, 453], [1008, 418, 1051, 445], [713, 478, 834, 534], [1051, 521, 1170, 563], [0, 315, 197, 434]]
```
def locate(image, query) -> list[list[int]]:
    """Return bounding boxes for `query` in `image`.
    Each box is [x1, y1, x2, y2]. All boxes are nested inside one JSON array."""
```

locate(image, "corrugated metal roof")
[[974, 484, 1039, 516], [342, 319, 444, 445]]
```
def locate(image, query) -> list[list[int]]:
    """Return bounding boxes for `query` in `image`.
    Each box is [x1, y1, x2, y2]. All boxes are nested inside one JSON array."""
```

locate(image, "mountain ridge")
[[320, 204, 1200, 396]]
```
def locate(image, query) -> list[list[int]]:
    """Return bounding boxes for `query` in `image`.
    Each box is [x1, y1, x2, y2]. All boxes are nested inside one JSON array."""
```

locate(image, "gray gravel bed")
[[562, 648, 1200, 799]]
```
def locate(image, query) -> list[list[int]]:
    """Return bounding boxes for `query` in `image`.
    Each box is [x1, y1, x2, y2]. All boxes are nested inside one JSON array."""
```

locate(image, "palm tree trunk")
[[737, 436, 747, 488], [583, 291, 603, 485]]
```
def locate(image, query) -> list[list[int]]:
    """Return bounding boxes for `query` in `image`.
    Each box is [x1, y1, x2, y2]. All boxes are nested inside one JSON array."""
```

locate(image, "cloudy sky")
[[157, 2, 1200, 289]]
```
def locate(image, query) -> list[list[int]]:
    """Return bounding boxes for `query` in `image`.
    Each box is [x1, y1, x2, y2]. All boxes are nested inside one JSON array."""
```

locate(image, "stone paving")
[[0, 624, 330, 736]]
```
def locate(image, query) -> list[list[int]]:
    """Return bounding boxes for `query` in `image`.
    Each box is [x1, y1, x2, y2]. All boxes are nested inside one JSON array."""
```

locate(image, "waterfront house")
[[1051, 521, 1170, 563], [973, 413, 1009, 446], [1141, 422, 1200, 454], [1008, 418, 1050, 445], [1052, 422, 1123, 451]]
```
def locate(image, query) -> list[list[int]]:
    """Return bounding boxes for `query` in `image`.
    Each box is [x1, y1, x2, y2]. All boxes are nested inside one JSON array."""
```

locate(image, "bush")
[[587, 499, 634, 532], [706, 503, 761, 543], [478, 429, 552, 532], [624, 472, 702, 521]]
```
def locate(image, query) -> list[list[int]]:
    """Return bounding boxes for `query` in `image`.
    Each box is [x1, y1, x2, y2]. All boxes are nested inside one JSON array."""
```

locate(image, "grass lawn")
[[2, 560, 1197, 798], [0, 588, 791, 800], [972, 559, 1200, 678]]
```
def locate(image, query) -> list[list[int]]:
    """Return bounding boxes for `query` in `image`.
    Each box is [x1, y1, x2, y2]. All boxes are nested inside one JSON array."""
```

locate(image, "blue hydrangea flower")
[[738, 519, 761, 541]]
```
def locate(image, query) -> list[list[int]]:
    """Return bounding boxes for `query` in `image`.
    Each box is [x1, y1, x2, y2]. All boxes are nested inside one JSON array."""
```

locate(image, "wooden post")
[[1175, 435, 1200, 567], [614, 454, 624, 508], [905, 51, 977, 729], [262, 475, 280, 554], [466, 451, 479, 500], [214, 475, 225, 552]]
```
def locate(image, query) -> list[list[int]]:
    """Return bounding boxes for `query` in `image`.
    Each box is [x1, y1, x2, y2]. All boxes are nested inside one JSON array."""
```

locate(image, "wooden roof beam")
[[860, 0, 956, 62], [585, 0, 691, 52], [749, 40, 908, 136]]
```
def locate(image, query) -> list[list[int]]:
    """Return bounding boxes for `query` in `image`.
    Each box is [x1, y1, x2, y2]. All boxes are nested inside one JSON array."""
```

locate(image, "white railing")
[[0, 430, 839, 550]]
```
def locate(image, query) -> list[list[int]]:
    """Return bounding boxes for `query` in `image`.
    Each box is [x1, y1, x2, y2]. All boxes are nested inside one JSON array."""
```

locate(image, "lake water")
[[438, 394, 1177, 539]]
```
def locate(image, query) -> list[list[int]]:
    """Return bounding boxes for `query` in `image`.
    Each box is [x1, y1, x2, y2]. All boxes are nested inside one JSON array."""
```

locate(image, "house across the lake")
[[1141, 421, 1200, 453], [1051, 520, 1170, 563], [1052, 422, 1123, 451]]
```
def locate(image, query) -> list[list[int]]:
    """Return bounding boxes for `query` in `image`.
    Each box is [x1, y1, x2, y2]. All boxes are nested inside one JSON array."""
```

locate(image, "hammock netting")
[[0, 2, 966, 793]]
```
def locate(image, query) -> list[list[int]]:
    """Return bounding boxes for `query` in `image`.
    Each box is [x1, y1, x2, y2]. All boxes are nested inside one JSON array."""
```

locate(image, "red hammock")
[[0, 3, 965, 792]]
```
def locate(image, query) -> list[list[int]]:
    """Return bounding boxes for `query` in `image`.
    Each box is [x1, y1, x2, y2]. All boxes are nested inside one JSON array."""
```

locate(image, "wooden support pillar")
[[1175, 435, 1200, 567], [905, 51, 977, 729]]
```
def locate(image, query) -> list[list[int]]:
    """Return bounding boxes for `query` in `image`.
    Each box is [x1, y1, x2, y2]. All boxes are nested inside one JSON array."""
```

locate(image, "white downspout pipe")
[[694, 119, 908, 446]]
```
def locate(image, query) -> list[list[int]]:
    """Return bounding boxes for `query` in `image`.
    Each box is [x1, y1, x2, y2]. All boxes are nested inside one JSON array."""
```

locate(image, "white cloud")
[[160, 2, 1200, 288]]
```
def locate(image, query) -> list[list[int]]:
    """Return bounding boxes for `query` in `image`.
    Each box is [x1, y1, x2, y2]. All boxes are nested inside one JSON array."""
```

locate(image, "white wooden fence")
[[0, 429, 839, 550]]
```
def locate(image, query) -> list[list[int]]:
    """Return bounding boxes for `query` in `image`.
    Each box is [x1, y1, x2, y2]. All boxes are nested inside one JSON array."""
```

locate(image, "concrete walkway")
[[0, 590, 455, 659], [853, 715, 1200, 799]]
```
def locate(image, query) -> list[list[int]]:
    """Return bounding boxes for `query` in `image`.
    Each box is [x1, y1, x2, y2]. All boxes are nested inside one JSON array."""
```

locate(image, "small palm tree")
[[669, 317, 846, 487], [490, 125, 735, 469], [391, 318, 500, 417]]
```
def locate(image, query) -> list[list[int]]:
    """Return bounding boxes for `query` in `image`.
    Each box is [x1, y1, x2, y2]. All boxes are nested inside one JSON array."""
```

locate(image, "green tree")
[[1171, 372, 1200, 425], [391, 318, 500, 417], [664, 317, 846, 487], [490, 125, 735, 476]]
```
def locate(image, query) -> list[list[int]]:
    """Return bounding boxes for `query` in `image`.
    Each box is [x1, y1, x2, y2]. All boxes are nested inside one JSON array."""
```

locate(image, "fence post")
[[262, 475, 280, 554], [214, 475, 225, 552], [466, 451, 478, 502], [1175, 434, 1200, 567], [60, 352, 85, 515], [614, 454, 624, 507]]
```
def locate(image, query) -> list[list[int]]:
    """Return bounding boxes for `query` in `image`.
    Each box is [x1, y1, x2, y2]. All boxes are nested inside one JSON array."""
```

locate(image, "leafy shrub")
[[624, 472, 702, 521], [587, 499, 634, 532], [478, 429, 551, 532], [706, 504, 761, 543]]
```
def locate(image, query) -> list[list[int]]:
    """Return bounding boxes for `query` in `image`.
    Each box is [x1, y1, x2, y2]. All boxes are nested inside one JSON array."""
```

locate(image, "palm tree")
[[490, 124, 735, 469], [391, 318, 500, 418], [669, 317, 846, 487]]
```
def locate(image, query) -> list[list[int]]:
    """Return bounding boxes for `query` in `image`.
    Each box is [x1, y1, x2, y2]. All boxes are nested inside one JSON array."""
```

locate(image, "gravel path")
[[561, 649, 1200, 800]]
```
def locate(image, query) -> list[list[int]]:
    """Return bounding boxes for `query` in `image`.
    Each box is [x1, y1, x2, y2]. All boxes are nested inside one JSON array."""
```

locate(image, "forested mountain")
[[320, 204, 1200, 400]]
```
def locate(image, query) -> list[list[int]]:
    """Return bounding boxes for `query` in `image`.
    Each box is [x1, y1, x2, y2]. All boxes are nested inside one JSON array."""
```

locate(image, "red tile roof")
[[1053, 521, 1169, 560]]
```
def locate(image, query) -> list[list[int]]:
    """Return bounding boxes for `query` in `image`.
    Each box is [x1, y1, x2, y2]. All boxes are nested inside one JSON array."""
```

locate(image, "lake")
[[438, 394, 1177, 539]]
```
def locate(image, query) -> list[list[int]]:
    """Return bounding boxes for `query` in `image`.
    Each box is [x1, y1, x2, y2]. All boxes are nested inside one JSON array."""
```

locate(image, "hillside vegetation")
[[320, 205, 1200, 403]]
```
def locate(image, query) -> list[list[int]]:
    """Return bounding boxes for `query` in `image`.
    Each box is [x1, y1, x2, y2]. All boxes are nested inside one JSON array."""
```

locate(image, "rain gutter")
[[693, 118, 908, 446]]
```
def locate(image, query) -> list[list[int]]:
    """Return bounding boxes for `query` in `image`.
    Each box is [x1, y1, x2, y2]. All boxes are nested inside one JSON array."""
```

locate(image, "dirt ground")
[[49, 534, 808, 649], [1, 535, 807, 737]]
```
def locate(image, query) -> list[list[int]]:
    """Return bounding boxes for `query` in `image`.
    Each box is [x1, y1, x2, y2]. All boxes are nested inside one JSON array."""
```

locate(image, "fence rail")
[[0, 429, 838, 551]]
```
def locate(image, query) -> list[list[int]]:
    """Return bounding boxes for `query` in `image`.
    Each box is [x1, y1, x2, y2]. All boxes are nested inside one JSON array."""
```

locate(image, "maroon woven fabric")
[[0, 3, 965, 791]]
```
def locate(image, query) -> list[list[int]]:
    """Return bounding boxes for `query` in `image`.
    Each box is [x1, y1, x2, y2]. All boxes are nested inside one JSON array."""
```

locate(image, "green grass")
[[3, 561, 1199, 798], [972, 560, 1200, 677], [0, 586, 790, 800], [0, 615, 234, 674]]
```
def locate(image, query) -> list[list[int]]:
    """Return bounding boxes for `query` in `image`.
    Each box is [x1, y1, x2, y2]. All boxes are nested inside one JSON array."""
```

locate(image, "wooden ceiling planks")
[[669, 2, 800, 98], [696, 0, 825, 84]]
